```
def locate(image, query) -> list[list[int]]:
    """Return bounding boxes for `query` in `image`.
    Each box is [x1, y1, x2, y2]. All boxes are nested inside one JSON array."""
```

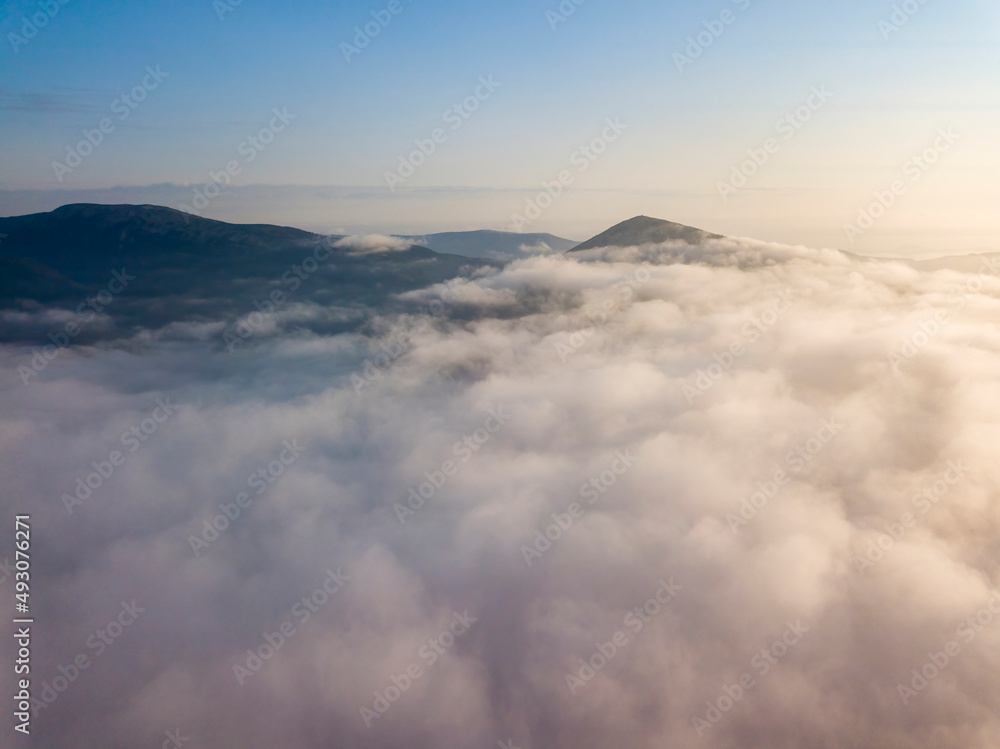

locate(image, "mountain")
[[569, 215, 723, 252], [0, 203, 323, 293], [0, 204, 501, 343], [396, 229, 577, 261], [907, 253, 1000, 274], [0, 255, 87, 303]]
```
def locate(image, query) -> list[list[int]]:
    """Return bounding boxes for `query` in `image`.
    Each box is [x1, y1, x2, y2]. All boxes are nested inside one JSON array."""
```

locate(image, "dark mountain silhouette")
[[0, 204, 500, 343], [570, 215, 723, 252], [0, 255, 87, 303]]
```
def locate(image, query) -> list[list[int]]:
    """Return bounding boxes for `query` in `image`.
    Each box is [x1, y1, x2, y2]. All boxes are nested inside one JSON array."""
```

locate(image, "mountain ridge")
[[0, 203, 502, 343], [569, 215, 724, 252], [396, 229, 577, 261]]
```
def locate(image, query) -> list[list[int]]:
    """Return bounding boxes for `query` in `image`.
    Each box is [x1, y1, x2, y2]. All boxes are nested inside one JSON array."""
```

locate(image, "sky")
[[1, 0, 998, 255]]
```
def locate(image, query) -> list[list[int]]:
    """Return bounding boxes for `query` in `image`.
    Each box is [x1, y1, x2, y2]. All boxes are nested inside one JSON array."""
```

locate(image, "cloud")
[[333, 234, 413, 255], [518, 241, 556, 255], [0, 90, 106, 114], [3, 237, 1000, 748]]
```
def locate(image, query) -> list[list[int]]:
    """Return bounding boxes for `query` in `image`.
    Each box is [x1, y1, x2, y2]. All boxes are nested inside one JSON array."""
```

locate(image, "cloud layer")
[[334, 234, 413, 254], [3, 236, 1000, 748]]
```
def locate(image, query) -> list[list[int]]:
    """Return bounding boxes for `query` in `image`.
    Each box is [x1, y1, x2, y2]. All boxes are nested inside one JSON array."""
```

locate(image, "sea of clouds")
[[2, 235, 1000, 748]]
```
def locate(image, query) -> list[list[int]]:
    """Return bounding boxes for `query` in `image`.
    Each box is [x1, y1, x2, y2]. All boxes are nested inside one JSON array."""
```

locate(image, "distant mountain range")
[[396, 230, 577, 261], [2, 204, 995, 345], [0, 204, 501, 342]]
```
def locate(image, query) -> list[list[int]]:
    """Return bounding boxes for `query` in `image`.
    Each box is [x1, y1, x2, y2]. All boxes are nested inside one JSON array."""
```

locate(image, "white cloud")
[[333, 234, 412, 254], [4, 238, 1000, 747], [518, 241, 555, 254]]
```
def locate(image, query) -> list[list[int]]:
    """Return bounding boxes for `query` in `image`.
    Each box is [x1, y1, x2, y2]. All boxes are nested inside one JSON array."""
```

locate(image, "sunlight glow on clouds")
[[4, 236, 1000, 747]]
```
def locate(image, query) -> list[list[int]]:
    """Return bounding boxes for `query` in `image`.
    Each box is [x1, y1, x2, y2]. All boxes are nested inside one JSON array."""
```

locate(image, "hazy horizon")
[[0, 194, 994, 261], [2, 0, 998, 255]]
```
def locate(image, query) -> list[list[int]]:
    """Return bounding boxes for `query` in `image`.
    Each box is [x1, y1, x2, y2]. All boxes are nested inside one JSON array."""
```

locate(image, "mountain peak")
[[569, 215, 723, 252], [46, 202, 216, 228]]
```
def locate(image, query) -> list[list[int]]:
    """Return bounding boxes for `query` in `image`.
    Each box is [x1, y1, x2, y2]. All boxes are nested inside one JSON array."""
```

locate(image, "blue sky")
[[1, 0, 997, 254]]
